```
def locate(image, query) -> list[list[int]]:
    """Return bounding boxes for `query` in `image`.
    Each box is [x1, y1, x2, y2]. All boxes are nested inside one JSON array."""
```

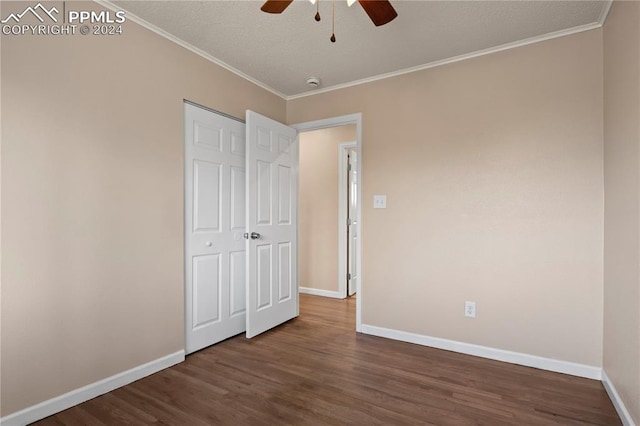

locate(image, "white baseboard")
[[299, 286, 344, 299], [360, 324, 602, 380], [602, 370, 637, 426], [1, 350, 185, 426]]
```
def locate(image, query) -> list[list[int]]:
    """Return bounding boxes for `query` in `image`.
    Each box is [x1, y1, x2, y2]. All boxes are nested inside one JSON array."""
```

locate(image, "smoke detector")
[[306, 77, 321, 88]]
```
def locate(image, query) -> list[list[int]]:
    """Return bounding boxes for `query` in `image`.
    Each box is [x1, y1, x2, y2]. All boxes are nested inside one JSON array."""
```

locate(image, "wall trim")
[[95, 0, 287, 100], [598, 0, 614, 27], [0, 350, 185, 426], [287, 21, 605, 100], [602, 370, 637, 426], [97, 0, 610, 102], [299, 286, 344, 299], [361, 324, 602, 380]]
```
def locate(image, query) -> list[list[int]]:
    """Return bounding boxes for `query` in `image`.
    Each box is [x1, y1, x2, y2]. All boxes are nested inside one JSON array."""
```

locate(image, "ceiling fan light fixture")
[[260, 0, 397, 41]]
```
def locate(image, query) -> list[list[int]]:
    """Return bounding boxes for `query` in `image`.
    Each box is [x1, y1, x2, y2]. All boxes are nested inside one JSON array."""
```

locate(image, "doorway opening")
[[293, 114, 363, 331]]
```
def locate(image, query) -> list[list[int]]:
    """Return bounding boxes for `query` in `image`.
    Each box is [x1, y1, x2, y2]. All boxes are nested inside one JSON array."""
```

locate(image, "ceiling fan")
[[260, 0, 398, 27]]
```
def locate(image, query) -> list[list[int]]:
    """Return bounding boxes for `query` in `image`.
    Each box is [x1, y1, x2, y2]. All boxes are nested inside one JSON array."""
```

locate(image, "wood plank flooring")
[[35, 295, 621, 425]]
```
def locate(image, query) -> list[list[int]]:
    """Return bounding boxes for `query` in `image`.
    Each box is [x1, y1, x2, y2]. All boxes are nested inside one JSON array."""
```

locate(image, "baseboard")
[[1, 350, 185, 426], [299, 286, 343, 299], [360, 324, 601, 380], [602, 370, 637, 426]]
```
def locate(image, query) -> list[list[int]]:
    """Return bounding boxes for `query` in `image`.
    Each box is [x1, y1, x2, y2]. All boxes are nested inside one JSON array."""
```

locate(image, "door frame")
[[338, 141, 356, 299], [292, 113, 363, 332]]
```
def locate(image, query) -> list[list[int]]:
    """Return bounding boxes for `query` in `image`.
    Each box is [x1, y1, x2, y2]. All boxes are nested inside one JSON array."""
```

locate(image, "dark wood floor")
[[36, 294, 620, 425]]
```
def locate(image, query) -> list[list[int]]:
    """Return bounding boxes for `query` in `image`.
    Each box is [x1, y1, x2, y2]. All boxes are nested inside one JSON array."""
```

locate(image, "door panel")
[[230, 166, 246, 231], [194, 121, 222, 150], [278, 165, 292, 224], [278, 242, 292, 301], [257, 160, 272, 225], [193, 254, 221, 327], [246, 110, 298, 338], [193, 160, 221, 232], [256, 244, 273, 310], [185, 103, 246, 354], [229, 250, 246, 317]]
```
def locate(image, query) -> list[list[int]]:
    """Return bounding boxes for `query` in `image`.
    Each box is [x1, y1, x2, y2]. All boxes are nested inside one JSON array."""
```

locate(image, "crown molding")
[[288, 19, 606, 100], [598, 0, 614, 27], [95, 0, 288, 100], [95, 0, 612, 102]]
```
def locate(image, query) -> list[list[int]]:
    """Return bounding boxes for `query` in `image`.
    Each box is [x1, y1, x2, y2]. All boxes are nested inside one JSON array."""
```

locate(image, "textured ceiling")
[[112, 0, 609, 98]]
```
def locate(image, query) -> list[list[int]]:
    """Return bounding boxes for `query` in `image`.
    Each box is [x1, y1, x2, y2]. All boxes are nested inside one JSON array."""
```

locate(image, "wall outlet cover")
[[465, 301, 476, 318], [373, 195, 387, 209]]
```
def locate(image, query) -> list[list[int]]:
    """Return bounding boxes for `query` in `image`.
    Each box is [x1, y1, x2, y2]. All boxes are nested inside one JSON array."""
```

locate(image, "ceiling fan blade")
[[260, 0, 294, 14], [357, 0, 398, 26]]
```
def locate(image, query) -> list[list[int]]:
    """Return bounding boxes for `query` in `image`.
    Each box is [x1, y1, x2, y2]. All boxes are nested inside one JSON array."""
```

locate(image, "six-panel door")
[[185, 104, 247, 353], [246, 110, 299, 338]]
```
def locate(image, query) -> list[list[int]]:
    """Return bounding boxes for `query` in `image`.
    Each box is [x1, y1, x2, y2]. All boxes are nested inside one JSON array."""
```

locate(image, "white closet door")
[[185, 103, 246, 354]]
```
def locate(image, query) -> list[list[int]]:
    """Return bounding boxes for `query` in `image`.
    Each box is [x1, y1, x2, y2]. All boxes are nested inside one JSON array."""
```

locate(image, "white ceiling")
[[111, 0, 610, 99]]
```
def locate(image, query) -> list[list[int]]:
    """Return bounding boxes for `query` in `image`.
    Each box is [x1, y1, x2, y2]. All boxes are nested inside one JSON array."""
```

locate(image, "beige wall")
[[288, 30, 605, 366], [0, 1, 285, 416], [2, 0, 628, 419], [603, 1, 640, 423], [299, 125, 356, 293]]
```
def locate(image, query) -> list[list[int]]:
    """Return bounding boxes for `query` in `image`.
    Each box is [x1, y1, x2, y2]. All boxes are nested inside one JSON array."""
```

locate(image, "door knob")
[[250, 232, 261, 240]]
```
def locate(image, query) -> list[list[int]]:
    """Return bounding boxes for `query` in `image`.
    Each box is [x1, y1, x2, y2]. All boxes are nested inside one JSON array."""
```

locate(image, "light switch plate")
[[373, 195, 387, 209]]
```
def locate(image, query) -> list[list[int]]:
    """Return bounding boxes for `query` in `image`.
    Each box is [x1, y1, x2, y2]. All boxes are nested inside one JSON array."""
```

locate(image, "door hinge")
[[347, 218, 352, 226], [347, 273, 352, 281], [347, 163, 352, 172]]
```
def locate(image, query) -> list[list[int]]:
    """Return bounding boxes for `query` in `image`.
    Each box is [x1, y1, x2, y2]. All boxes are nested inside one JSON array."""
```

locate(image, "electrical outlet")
[[465, 301, 476, 318]]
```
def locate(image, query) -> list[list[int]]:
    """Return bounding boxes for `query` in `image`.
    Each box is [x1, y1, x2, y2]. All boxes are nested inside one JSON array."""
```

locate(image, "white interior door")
[[347, 149, 358, 296], [245, 110, 298, 338], [185, 103, 246, 354]]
